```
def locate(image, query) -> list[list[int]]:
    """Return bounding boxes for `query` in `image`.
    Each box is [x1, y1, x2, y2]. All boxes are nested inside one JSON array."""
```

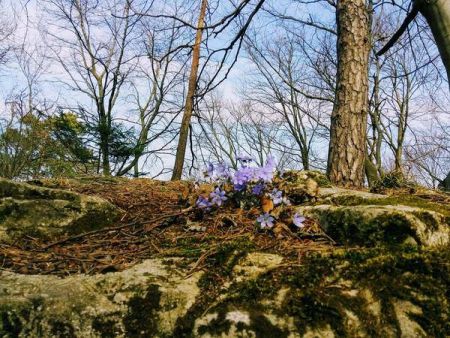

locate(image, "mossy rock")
[[276, 170, 329, 204], [370, 171, 417, 194], [0, 258, 202, 337], [1, 248, 448, 337], [190, 248, 450, 338], [297, 204, 449, 247], [26, 176, 128, 190], [317, 187, 389, 204], [0, 178, 120, 242]]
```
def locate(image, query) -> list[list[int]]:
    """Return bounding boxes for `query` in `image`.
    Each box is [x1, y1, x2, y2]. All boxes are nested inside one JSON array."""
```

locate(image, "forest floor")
[[0, 178, 334, 276]]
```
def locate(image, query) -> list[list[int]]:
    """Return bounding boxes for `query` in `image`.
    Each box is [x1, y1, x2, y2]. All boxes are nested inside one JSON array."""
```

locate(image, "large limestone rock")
[[1, 177, 449, 337], [0, 178, 120, 242], [276, 170, 330, 203], [297, 204, 449, 247], [0, 258, 202, 337], [1, 248, 448, 337]]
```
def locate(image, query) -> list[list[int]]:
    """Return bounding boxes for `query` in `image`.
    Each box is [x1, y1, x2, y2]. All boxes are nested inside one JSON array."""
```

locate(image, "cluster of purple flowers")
[[203, 162, 231, 181], [210, 187, 227, 206], [200, 155, 277, 192], [232, 155, 277, 191], [196, 187, 228, 210], [195, 154, 307, 231]]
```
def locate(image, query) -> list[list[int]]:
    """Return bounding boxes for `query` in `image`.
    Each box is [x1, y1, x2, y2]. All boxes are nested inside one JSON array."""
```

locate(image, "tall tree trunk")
[[171, 0, 208, 181], [416, 0, 450, 86], [327, 0, 371, 187], [99, 113, 111, 176], [379, 1, 450, 88], [438, 170, 450, 191]]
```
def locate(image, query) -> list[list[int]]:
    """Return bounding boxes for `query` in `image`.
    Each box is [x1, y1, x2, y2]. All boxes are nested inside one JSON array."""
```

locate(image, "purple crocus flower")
[[257, 213, 275, 229], [196, 196, 212, 209], [204, 162, 214, 178], [269, 189, 283, 205], [252, 183, 265, 196], [233, 167, 255, 186], [216, 162, 230, 179], [257, 155, 277, 182], [293, 213, 306, 228], [265, 155, 276, 170], [210, 188, 227, 206], [233, 183, 246, 192]]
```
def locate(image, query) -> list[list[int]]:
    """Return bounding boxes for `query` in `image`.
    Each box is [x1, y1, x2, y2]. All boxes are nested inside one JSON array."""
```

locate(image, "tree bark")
[[171, 0, 208, 181], [327, 0, 371, 187], [99, 113, 111, 176], [438, 170, 450, 191], [416, 0, 450, 87]]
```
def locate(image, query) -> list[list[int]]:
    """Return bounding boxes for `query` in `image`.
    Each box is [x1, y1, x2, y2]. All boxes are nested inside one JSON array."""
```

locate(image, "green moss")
[[196, 308, 233, 336], [370, 171, 417, 193], [347, 249, 450, 336], [198, 238, 256, 287], [230, 276, 278, 305], [49, 320, 76, 338], [306, 170, 332, 188], [330, 194, 450, 219], [189, 247, 449, 337], [159, 237, 212, 259], [277, 252, 380, 336], [173, 238, 256, 337], [123, 284, 162, 337], [1, 310, 23, 337], [92, 317, 122, 338], [316, 208, 418, 247], [0, 297, 47, 337], [412, 210, 440, 230], [281, 170, 331, 188], [279, 248, 450, 337], [248, 311, 288, 338]]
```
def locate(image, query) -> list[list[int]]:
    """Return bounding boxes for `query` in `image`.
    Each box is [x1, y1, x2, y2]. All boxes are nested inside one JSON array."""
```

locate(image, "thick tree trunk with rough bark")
[[171, 0, 208, 181], [416, 0, 450, 86], [438, 171, 450, 191], [379, 0, 450, 88], [99, 113, 111, 176], [327, 0, 371, 188]]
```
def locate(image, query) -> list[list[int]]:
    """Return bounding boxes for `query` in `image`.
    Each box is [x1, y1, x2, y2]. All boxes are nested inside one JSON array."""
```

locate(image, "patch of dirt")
[[0, 178, 333, 276]]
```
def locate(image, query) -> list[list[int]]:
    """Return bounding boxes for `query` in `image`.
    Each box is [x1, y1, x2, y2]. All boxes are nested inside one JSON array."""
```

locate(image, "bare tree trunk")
[[327, 0, 371, 187], [439, 170, 450, 191], [171, 0, 208, 180], [416, 0, 450, 85], [379, 0, 450, 88], [99, 112, 111, 176]]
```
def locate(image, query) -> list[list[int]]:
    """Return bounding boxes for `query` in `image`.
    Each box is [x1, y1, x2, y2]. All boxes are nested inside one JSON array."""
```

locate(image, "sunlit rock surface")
[[0, 174, 449, 337], [0, 178, 120, 242], [1, 249, 448, 337]]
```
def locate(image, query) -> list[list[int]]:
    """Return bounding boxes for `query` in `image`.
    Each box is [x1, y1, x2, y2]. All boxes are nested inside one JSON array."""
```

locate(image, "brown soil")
[[0, 178, 333, 276]]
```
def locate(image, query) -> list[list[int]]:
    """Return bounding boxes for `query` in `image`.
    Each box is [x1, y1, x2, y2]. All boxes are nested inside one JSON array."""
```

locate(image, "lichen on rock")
[[0, 178, 120, 242], [1, 176, 449, 337], [296, 204, 449, 247], [0, 258, 202, 337]]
